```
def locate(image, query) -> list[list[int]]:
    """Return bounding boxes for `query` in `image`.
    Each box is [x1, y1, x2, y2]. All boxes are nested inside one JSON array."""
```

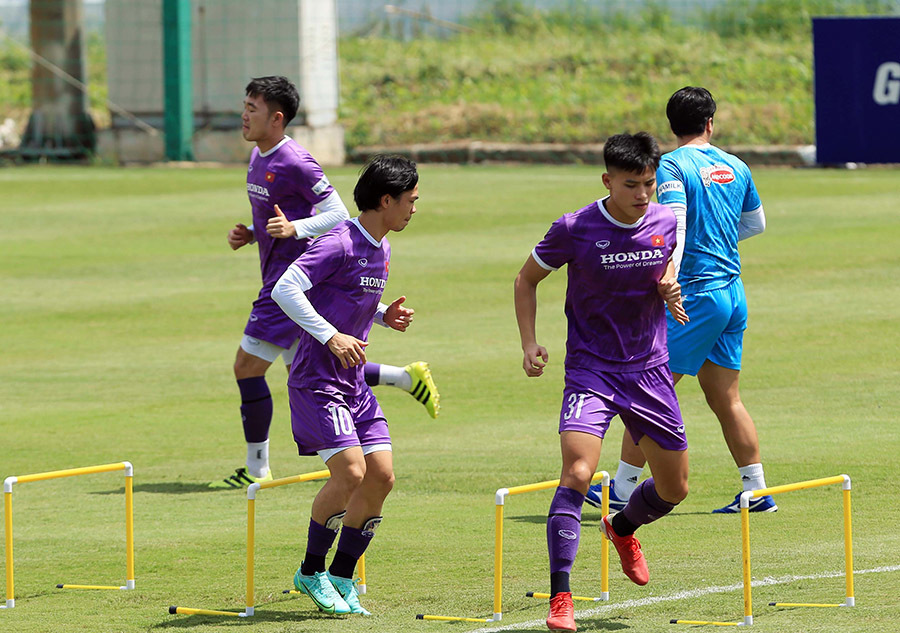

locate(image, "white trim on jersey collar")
[[597, 196, 645, 229], [682, 142, 712, 150], [350, 217, 382, 246], [258, 135, 291, 158]]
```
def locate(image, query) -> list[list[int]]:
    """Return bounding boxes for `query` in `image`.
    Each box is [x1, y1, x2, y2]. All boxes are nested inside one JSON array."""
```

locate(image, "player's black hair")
[[667, 86, 717, 137], [603, 132, 661, 173], [245, 76, 300, 127], [353, 155, 419, 212]]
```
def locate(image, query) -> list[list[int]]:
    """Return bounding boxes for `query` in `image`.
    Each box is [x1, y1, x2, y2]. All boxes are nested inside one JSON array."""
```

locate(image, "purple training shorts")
[[289, 385, 390, 456], [558, 364, 687, 451]]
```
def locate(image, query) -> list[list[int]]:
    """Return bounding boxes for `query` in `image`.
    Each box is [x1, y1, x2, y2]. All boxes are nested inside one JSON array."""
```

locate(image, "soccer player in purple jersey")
[[514, 133, 690, 632], [214, 77, 438, 490], [271, 155, 420, 615]]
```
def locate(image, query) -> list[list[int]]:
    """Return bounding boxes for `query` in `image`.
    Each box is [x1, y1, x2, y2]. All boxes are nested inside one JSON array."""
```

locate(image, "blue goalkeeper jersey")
[[656, 144, 761, 294]]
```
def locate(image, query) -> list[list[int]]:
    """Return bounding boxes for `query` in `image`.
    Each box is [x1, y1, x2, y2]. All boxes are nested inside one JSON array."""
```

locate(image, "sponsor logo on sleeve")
[[311, 175, 331, 196], [657, 180, 684, 196]]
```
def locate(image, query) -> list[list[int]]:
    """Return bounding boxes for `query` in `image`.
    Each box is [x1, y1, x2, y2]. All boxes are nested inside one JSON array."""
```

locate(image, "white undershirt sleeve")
[[374, 302, 390, 328], [738, 205, 766, 241], [271, 265, 338, 345], [291, 190, 351, 240], [669, 203, 687, 278]]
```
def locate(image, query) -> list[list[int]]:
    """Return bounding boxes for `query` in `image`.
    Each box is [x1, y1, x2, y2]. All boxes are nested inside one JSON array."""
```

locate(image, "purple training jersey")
[[247, 136, 335, 288], [287, 218, 390, 395], [532, 196, 677, 373]]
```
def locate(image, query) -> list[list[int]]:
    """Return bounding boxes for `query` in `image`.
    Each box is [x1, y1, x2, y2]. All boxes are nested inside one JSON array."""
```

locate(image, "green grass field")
[[1, 164, 899, 633]]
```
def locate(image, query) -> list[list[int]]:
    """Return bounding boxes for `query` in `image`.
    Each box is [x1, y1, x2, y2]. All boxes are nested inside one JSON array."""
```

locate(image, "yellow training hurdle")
[[2, 461, 135, 610], [417, 471, 609, 623], [169, 469, 367, 617], [671, 474, 853, 627]]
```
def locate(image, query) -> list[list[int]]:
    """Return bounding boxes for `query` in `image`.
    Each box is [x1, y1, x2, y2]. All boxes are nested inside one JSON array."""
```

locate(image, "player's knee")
[[562, 460, 595, 490], [657, 479, 689, 505], [368, 467, 395, 495], [334, 462, 367, 491]]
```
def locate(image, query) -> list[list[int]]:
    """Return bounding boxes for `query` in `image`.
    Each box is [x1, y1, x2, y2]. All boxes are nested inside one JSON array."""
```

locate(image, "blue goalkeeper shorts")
[[666, 277, 747, 376]]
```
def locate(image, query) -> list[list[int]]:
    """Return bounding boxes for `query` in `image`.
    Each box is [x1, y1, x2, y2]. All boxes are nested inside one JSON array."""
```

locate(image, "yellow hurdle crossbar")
[[418, 471, 609, 623], [672, 474, 853, 627], [526, 591, 605, 602], [2, 461, 135, 610], [169, 469, 367, 617]]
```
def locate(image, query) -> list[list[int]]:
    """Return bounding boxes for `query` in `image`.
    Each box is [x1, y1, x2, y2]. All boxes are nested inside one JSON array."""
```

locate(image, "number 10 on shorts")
[[331, 406, 355, 436]]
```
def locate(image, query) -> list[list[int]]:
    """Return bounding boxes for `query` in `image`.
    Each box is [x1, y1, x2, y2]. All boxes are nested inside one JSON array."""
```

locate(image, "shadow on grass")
[[90, 482, 234, 495]]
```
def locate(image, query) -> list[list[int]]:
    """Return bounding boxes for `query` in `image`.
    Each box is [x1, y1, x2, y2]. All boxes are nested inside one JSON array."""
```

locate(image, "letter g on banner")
[[873, 62, 900, 105]]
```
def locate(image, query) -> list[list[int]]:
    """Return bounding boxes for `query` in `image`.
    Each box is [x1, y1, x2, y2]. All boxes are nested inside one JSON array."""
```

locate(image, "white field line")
[[466, 565, 900, 632]]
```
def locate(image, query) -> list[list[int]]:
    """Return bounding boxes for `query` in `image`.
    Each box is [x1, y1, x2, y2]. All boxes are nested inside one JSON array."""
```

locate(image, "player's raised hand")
[[266, 204, 297, 239], [384, 296, 414, 332], [522, 342, 549, 377], [228, 223, 253, 250], [327, 332, 369, 369]]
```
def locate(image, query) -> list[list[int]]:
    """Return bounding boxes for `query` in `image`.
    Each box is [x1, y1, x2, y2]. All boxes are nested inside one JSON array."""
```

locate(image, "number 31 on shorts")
[[564, 393, 587, 420], [330, 405, 355, 436]]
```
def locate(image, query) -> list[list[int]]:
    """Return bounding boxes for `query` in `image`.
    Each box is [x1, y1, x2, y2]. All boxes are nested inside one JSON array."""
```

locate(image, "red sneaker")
[[546, 591, 576, 632], [600, 514, 649, 585]]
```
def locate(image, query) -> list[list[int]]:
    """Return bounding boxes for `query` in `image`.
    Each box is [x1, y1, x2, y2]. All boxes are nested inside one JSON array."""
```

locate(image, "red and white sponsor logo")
[[700, 164, 736, 187], [709, 169, 735, 184]]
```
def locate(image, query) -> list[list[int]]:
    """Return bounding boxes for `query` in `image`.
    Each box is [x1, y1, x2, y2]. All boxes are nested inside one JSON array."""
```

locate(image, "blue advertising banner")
[[813, 17, 900, 164]]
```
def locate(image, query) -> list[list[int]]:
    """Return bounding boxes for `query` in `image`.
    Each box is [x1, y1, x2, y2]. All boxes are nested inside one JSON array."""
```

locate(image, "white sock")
[[378, 364, 413, 391], [613, 461, 645, 499], [246, 440, 270, 479], [739, 463, 766, 492]]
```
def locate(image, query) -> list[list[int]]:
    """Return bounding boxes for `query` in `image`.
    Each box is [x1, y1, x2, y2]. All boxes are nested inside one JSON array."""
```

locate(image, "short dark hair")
[[666, 86, 717, 137], [603, 132, 661, 173], [353, 155, 419, 212], [245, 76, 300, 127]]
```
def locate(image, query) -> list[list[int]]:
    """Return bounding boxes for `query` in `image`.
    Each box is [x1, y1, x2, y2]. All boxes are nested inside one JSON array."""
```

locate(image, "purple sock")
[[301, 518, 339, 575], [547, 486, 584, 574], [237, 376, 272, 443], [329, 525, 374, 579], [363, 363, 381, 387], [622, 478, 676, 528]]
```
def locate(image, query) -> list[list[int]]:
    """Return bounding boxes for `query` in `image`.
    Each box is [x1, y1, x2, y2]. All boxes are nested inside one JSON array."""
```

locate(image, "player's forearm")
[[290, 191, 351, 239], [514, 278, 540, 349], [738, 205, 766, 241], [271, 266, 338, 344]]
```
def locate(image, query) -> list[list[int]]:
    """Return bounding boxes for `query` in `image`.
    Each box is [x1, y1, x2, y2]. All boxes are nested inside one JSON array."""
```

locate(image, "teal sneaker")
[[327, 572, 371, 615], [293, 569, 350, 614]]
